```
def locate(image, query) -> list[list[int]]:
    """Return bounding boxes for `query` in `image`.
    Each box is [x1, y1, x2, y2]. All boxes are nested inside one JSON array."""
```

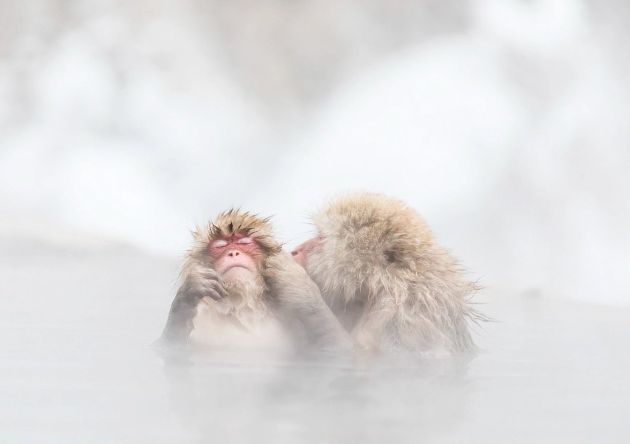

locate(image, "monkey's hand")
[[263, 252, 353, 351], [263, 252, 318, 303], [181, 266, 228, 302], [160, 264, 228, 344]]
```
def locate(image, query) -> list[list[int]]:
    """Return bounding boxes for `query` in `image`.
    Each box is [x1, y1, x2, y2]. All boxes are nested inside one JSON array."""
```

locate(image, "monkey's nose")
[[228, 250, 240, 257]]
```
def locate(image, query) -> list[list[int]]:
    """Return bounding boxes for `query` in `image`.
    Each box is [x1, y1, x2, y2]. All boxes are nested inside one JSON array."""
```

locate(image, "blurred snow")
[[2, 0, 627, 305]]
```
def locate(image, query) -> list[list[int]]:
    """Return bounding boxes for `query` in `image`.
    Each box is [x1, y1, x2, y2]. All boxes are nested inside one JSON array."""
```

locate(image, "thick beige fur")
[[191, 277, 288, 348], [180, 210, 284, 346], [164, 208, 350, 350], [305, 193, 482, 353]]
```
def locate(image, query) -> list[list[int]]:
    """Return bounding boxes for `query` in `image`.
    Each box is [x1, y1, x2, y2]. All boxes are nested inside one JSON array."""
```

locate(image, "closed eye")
[[236, 237, 253, 245], [211, 239, 228, 248]]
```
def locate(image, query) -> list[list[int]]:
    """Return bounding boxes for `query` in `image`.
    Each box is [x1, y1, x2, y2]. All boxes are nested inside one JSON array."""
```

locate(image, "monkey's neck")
[[222, 278, 271, 332]]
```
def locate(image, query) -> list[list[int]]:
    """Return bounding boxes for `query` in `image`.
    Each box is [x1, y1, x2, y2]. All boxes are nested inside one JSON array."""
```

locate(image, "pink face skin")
[[209, 235, 260, 282], [291, 237, 321, 268]]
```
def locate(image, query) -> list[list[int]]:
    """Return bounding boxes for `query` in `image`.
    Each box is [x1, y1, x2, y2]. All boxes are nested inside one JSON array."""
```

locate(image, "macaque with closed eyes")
[[160, 209, 350, 351]]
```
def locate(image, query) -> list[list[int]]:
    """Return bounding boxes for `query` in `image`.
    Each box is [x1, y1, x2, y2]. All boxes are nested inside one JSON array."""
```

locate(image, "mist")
[[1, 1, 629, 442]]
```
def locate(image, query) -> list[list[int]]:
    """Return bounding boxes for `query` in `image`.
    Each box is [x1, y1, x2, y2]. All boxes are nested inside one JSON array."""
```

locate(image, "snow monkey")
[[161, 209, 350, 351], [291, 193, 483, 354]]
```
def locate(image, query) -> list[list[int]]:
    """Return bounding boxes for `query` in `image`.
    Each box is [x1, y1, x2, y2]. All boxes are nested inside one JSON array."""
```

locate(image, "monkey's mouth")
[[223, 265, 252, 273]]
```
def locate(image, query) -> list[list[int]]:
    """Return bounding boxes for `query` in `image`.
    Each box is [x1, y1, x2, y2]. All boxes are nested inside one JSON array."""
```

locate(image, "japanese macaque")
[[160, 210, 350, 351], [291, 193, 483, 355]]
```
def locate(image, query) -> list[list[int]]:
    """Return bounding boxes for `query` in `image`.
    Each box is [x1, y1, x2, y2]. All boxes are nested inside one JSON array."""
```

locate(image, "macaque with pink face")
[[209, 233, 260, 282], [160, 210, 349, 350], [289, 193, 483, 355]]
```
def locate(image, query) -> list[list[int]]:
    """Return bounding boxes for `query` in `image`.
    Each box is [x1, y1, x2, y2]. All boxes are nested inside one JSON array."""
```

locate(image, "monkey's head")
[[192, 209, 281, 284], [292, 193, 435, 304]]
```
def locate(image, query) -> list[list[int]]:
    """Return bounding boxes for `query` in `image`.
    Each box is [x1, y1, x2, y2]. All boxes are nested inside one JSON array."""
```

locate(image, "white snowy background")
[[1, 1, 629, 443]]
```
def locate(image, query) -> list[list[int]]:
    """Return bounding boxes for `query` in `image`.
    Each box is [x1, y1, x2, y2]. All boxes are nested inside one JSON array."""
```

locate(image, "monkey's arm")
[[160, 266, 228, 344], [264, 252, 353, 351], [352, 296, 397, 351]]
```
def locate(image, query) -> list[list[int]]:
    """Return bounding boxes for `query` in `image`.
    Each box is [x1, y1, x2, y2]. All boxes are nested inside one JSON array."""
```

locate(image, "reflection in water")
[[159, 348, 473, 443]]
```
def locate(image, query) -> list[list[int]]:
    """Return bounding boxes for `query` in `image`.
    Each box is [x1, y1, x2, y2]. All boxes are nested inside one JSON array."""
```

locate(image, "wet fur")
[[162, 209, 349, 351], [162, 210, 283, 346], [305, 193, 483, 353]]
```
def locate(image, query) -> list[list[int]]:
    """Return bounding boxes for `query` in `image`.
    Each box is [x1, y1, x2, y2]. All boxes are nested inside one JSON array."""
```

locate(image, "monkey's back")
[[310, 192, 481, 353]]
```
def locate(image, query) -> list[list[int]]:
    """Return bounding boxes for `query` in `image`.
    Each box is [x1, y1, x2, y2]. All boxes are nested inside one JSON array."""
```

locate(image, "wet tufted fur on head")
[[186, 209, 281, 270]]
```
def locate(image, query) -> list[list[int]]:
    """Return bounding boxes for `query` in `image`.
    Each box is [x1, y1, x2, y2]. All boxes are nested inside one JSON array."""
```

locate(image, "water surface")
[[2, 242, 628, 443]]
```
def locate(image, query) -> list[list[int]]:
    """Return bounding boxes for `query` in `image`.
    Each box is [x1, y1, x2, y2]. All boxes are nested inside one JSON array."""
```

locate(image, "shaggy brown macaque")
[[291, 193, 483, 355], [160, 210, 349, 351]]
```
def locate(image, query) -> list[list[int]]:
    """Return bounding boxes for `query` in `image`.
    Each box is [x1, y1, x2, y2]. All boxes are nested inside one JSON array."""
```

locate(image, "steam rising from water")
[[2, 242, 628, 443]]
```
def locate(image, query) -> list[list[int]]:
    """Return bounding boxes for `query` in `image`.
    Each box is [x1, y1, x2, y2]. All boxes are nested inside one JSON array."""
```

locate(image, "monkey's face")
[[290, 237, 321, 268], [209, 234, 261, 283]]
